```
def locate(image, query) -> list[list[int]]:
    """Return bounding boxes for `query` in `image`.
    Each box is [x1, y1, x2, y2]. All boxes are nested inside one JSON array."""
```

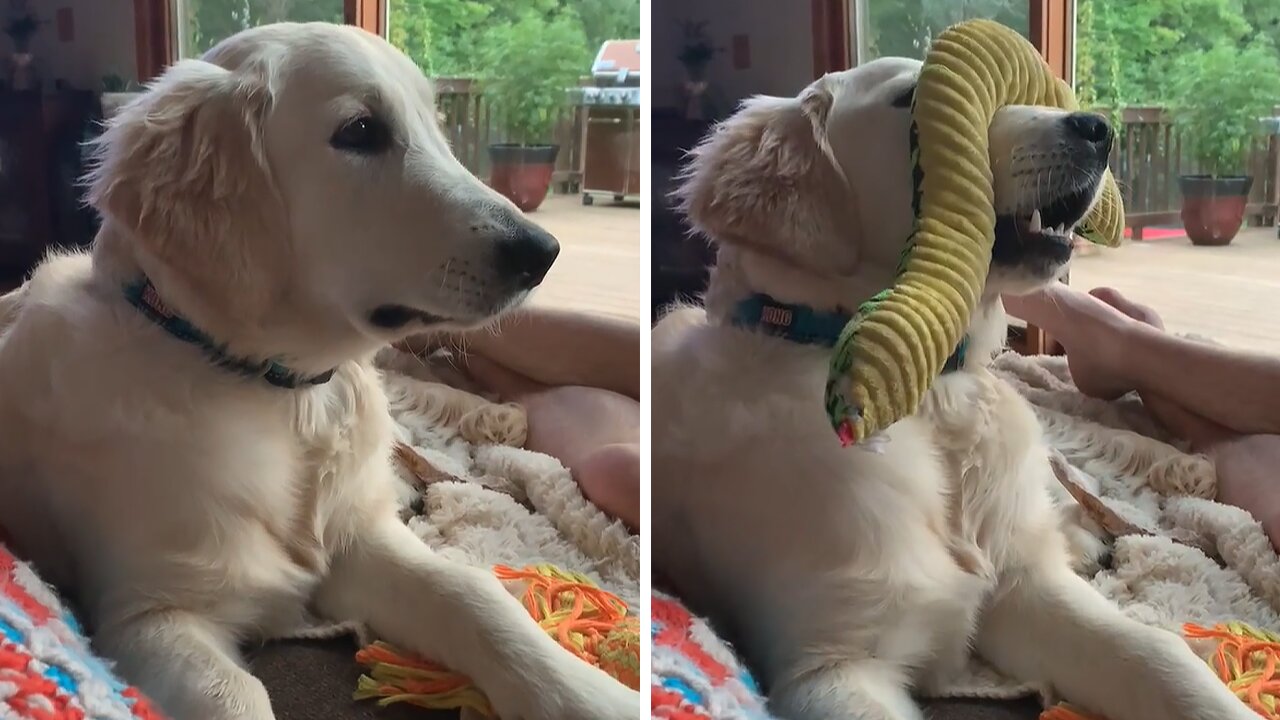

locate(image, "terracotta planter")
[[489, 143, 558, 213], [1179, 175, 1253, 246]]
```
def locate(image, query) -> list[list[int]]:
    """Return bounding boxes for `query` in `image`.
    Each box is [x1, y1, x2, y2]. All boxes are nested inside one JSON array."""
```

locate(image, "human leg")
[[403, 307, 640, 400], [1004, 285, 1280, 550], [1003, 284, 1280, 436], [441, 350, 640, 530]]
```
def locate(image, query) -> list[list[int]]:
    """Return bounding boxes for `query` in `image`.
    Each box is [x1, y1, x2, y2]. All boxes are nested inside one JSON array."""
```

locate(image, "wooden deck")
[[1070, 226, 1280, 353], [526, 194, 641, 323]]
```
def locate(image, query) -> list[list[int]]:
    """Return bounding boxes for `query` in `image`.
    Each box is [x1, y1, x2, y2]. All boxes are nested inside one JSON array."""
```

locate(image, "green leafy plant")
[[1171, 41, 1280, 177], [102, 74, 133, 92], [676, 19, 719, 77], [1077, 0, 1280, 108], [4, 0, 40, 52], [480, 11, 588, 146]]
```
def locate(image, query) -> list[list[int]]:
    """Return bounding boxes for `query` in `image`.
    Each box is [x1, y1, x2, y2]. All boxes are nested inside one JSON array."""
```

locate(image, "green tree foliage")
[[181, 0, 638, 78], [863, 0, 1028, 60], [387, 0, 636, 77], [182, 0, 343, 57], [385, 0, 636, 143], [480, 11, 591, 143], [1077, 0, 1280, 108], [1170, 40, 1280, 175], [387, 0, 492, 76]]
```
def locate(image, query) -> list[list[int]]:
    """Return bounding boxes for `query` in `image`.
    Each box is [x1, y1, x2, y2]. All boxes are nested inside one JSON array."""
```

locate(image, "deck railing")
[[433, 78, 585, 191], [1109, 106, 1279, 237], [431, 83, 1280, 230]]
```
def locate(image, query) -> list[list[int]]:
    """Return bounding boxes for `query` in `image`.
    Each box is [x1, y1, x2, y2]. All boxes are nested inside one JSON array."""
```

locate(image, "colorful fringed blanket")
[[650, 591, 776, 720], [0, 543, 164, 720]]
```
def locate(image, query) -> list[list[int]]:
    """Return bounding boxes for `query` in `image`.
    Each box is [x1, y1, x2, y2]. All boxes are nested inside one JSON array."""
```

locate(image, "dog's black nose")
[[1063, 112, 1113, 155], [496, 224, 560, 290]]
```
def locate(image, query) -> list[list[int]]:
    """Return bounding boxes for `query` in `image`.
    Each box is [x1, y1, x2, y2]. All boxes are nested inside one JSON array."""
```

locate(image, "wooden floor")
[[1071, 226, 1280, 353], [526, 194, 641, 323]]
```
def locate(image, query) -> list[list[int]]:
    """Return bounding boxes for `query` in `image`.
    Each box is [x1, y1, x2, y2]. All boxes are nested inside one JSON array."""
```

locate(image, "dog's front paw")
[[554, 676, 640, 720], [459, 402, 528, 447], [491, 666, 639, 720]]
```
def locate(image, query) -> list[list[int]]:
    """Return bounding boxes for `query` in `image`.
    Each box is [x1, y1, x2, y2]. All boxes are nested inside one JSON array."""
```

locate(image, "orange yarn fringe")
[[1039, 622, 1280, 720], [353, 564, 639, 716]]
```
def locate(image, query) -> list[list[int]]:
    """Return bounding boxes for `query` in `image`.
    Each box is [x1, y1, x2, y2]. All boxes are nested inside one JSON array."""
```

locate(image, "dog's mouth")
[[368, 304, 452, 330], [992, 184, 1098, 267]]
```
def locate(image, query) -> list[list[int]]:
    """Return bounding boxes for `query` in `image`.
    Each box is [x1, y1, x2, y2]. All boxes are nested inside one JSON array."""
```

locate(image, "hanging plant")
[[5, 1, 40, 53], [677, 20, 721, 80]]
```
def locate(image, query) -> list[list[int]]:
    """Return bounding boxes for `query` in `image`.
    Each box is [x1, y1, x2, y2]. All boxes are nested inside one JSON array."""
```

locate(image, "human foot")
[[1002, 285, 1146, 399], [1087, 286, 1164, 330], [576, 443, 641, 530], [1069, 292, 1280, 551], [1077, 290, 1222, 444], [1139, 391, 1234, 450], [1081, 291, 1236, 450], [1205, 434, 1280, 552]]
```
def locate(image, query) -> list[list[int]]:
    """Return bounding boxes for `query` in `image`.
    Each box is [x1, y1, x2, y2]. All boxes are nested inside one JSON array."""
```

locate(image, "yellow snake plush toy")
[[824, 19, 1125, 445]]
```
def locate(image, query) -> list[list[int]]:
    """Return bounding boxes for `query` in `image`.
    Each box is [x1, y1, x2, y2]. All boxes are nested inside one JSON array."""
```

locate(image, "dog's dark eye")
[[330, 115, 391, 154]]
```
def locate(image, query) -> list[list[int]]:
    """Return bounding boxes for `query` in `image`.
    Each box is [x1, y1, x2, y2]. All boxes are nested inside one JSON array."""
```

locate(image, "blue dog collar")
[[123, 277, 335, 389], [730, 293, 851, 348], [732, 293, 968, 371]]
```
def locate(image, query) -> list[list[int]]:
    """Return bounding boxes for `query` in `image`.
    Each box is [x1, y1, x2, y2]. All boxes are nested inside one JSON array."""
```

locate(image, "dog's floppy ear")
[[86, 58, 284, 324], [675, 78, 853, 269]]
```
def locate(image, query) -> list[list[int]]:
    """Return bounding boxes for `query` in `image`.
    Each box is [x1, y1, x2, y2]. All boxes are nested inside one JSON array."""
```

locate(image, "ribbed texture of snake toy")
[[824, 19, 1125, 445]]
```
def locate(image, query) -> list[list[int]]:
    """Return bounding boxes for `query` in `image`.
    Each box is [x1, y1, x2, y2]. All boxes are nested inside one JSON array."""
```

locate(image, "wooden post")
[[344, 0, 385, 35], [811, 0, 851, 78], [133, 0, 172, 82]]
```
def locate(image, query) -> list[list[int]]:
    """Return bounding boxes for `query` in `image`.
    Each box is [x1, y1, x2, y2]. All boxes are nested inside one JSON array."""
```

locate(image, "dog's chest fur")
[[652, 304, 1066, 687], [0, 254, 398, 636]]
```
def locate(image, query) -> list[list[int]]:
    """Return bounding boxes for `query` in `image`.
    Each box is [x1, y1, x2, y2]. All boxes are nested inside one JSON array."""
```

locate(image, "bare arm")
[[406, 307, 641, 400]]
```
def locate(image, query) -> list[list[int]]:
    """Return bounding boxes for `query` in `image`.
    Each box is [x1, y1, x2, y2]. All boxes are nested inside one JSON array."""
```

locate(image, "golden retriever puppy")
[[0, 23, 636, 720], [651, 58, 1252, 720]]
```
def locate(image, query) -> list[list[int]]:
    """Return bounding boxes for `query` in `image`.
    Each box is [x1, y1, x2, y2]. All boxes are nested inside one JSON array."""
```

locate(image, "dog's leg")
[[770, 660, 925, 720], [404, 381, 528, 446], [314, 517, 638, 720], [95, 611, 274, 720], [976, 566, 1256, 720], [458, 400, 527, 447], [918, 602, 982, 695]]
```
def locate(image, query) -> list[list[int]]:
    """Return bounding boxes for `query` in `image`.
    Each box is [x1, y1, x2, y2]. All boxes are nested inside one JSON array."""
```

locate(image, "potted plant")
[[1171, 42, 1280, 246], [101, 74, 145, 118], [677, 20, 721, 121], [480, 12, 587, 213], [678, 20, 720, 81], [4, 1, 37, 52]]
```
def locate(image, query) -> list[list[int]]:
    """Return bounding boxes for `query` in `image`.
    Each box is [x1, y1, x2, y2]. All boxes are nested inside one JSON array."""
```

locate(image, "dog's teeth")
[[1029, 209, 1042, 233]]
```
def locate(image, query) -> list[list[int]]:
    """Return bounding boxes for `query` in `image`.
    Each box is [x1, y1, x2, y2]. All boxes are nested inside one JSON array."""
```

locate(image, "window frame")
[[814, 0, 1074, 81], [133, 0, 384, 81]]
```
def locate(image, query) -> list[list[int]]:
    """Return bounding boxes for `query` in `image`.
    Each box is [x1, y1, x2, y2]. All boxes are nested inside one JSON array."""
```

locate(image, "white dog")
[[651, 58, 1254, 720], [0, 23, 637, 720]]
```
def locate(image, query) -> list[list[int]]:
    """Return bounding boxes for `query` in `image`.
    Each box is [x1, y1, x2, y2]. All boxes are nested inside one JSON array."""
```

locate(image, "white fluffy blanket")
[[362, 347, 1280, 704], [374, 350, 639, 610], [934, 351, 1280, 700]]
